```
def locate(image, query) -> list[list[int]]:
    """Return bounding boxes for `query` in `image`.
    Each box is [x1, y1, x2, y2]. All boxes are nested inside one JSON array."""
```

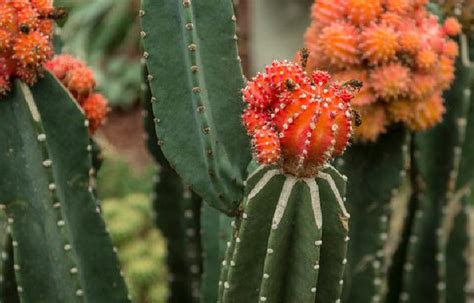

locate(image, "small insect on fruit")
[[352, 109, 362, 127]]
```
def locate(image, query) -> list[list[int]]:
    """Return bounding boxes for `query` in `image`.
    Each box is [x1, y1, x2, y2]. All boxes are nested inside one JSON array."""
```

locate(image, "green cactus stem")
[[140, 0, 251, 214], [396, 34, 474, 303], [0, 236, 20, 303], [219, 165, 349, 303], [201, 204, 233, 303], [144, 80, 202, 303], [339, 127, 409, 303], [0, 73, 130, 302]]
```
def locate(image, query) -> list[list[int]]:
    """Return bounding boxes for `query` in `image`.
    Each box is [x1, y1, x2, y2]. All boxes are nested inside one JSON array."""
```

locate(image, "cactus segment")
[[150, 160, 196, 303], [339, 127, 408, 303], [201, 204, 233, 303], [144, 84, 201, 303], [403, 35, 474, 303], [220, 165, 349, 303], [0, 73, 129, 302], [445, 195, 470, 303], [0, 237, 20, 303], [140, 0, 250, 214]]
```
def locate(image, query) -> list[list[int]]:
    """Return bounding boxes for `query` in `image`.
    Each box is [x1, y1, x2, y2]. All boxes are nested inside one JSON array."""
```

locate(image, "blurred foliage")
[[102, 194, 168, 303], [55, 0, 141, 109], [97, 156, 155, 200], [97, 157, 167, 302]]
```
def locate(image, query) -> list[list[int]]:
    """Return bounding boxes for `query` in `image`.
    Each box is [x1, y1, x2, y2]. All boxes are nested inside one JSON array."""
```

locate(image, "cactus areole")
[[242, 60, 358, 177]]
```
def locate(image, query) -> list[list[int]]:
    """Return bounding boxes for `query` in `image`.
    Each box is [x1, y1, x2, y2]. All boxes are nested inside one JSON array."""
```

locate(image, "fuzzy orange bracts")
[[304, 0, 461, 141], [0, 0, 59, 95], [45, 55, 108, 134], [242, 60, 359, 177]]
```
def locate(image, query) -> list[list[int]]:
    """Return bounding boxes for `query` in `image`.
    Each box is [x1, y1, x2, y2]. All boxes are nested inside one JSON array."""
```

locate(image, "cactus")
[[338, 127, 409, 303], [394, 34, 474, 303], [0, 236, 20, 303], [219, 164, 349, 303], [0, 72, 129, 302], [201, 204, 233, 303], [140, 0, 251, 214], [143, 76, 202, 303]]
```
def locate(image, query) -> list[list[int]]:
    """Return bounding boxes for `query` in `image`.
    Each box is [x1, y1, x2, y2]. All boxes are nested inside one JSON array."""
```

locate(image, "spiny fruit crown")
[[305, 0, 461, 142], [0, 0, 59, 95], [46, 55, 108, 134], [242, 60, 358, 177]]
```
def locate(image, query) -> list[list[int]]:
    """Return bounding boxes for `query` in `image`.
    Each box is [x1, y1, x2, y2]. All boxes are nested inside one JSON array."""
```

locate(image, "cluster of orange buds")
[[45, 55, 108, 134], [0, 0, 61, 95], [242, 60, 358, 177], [305, 0, 461, 141]]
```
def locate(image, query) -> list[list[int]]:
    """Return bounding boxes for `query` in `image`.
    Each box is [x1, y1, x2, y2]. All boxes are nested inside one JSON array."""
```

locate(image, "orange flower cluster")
[[242, 60, 358, 177], [305, 0, 461, 141], [0, 0, 56, 95], [46, 55, 108, 134]]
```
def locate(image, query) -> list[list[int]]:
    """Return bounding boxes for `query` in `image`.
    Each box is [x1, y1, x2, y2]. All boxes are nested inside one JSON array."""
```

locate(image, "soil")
[[96, 105, 153, 170]]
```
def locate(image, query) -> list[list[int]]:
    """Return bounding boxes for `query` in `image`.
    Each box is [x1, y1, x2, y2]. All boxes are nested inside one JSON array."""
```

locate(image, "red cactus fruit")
[[387, 92, 445, 131], [385, 0, 413, 15], [333, 69, 375, 106], [369, 63, 410, 99], [45, 54, 85, 80], [353, 104, 388, 142], [46, 54, 95, 101], [443, 17, 462, 36], [310, 0, 344, 26], [252, 128, 281, 165], [46, 54, 108, 134], [360, 23, 399, 65], [318, 22, 360, 68], [344, 0, 383, 26], [81, 93, 109, 134], [13, 31, 52, 67], [304, 0, 460, 141], [242, 60, 357, 177], [0, 0, 56, 96], [63, 66, 96, 101]]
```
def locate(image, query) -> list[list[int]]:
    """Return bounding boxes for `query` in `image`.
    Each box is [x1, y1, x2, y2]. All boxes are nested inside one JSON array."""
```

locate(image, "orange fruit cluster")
[[242, 60, 358, 177], [0, 0, 56, 95], [45, 55, 108, 134], [305, 0, 461, 141]]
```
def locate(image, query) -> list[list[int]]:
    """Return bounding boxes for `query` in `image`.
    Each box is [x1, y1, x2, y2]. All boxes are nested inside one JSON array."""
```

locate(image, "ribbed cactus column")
[[143, 73, 205, 303], [0, 73, 129, 302], [339, 127, 409, 303], [201, 204, 233, 303], [214, 54, 360, 302], [140, 0, 250, 214], [399, 34, 474, 303], [219, 165, 349, 303]]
